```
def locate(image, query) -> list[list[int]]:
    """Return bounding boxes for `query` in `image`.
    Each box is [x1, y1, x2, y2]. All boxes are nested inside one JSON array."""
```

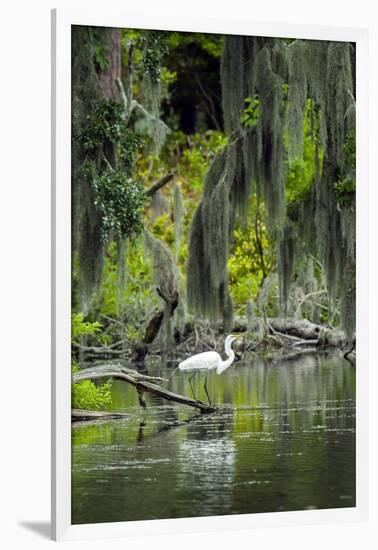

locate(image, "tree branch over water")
[[72, 364, 216, 414]]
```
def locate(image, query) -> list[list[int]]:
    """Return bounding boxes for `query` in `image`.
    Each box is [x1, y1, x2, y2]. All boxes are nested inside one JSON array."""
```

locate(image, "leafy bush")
[[71, 312, 102, 343], [93, 170, 145, 242], [80, 99, 128, 153], [72, 376, 112, 411], [71, 317, 112, 411], [240, 95, 261, 128], [141, 31, 169, 83], [179, 131, 227, 191], [334, 176, 355, 207], [228, 197, 274, 309]]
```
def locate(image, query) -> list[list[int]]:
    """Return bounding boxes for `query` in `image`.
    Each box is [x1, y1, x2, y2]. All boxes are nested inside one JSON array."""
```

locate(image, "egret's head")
[[226, 333, 242, 345]]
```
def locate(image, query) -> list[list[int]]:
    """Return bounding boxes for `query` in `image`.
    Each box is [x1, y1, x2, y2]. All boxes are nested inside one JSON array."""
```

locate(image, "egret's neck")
[[225, 338, 234, 359], [217, 340, 235, 374]]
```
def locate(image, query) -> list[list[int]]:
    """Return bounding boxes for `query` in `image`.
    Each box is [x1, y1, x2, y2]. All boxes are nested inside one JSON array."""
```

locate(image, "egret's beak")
[[231, 333, 242, 340]]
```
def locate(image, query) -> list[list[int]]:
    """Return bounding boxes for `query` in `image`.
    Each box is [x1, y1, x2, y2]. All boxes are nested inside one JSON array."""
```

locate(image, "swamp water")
[[72, 353, 355, 524]]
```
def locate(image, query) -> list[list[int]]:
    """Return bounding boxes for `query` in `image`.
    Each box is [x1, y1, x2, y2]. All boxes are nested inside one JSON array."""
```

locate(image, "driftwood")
[[234, 316, 347, 347], [268, 318, 322, 340], [72, 365, 216, 413]]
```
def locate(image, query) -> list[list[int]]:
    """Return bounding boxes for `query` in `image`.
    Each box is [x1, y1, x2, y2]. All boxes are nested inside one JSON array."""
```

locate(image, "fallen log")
[[233, 316, 346, 347], [267, 318, 323, 340], [72, 365, 216, 414]]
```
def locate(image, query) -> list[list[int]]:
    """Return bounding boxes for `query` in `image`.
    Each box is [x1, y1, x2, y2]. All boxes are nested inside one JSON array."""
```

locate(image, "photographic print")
[[70, 26, 356, 525]]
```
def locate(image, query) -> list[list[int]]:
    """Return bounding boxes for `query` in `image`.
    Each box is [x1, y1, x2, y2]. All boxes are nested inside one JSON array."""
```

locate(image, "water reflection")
[[72, 353, 355, 524]]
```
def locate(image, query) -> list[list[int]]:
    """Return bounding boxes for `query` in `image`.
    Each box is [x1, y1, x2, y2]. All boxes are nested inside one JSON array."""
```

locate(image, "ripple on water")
[[72, 354, 356, 524]]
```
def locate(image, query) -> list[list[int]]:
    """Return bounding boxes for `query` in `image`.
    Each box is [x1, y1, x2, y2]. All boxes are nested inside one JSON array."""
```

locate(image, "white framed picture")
[[52, 7, 369, 541]]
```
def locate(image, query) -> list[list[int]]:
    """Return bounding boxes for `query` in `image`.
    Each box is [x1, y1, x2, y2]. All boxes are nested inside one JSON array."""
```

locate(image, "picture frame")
[[51, 7, 369, 541]]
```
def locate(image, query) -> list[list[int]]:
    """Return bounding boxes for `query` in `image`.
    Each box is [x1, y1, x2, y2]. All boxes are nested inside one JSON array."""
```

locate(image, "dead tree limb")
[[133, 287, 179, 362], [145, 172, 176, 197], [72, 365, 216, 414], [343, 338, 356, 362]]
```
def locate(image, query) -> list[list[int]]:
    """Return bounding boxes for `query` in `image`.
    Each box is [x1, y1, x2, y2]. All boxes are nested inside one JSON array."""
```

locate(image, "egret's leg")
[[188, 373, 197, 401], [204, 372, 212, 406]]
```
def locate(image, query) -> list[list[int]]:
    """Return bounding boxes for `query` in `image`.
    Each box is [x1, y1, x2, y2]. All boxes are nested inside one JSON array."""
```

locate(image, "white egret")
[[178, 334, 241, 405]]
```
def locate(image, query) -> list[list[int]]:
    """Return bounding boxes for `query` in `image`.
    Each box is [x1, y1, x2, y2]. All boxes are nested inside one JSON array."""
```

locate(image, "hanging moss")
[[246, 299, 255, 332], [71, 27, 106, 312], [187, 37, 285, 327], [221, 35, 245, 135], [286, 40, 308, 162], [187, 35, 355, 337], [116, 239, 127, 312], [72, 27, 153, 313], [73, 159, 104, 312], [255, 45, 286, 232], [135, 31, 171, 153], [187, 149, 232, 328], [326, 43, 354, 168], [173, 184, 185, 260], [277, 225, 295, 315]]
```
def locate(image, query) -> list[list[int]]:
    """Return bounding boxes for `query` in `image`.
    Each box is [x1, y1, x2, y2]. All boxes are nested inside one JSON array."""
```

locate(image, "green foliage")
[[79, 98, 145, 244], [92, 170, 145, 242], [240, 95, 261, 128], [334, 177, 355, 207], [93, 43, 109, 71], [71, 312, 102, 343], [98, 240, 158, 337], [228, 197, 274, 308], [282, 83, 289, 99], [80, 99, 128, 152], [167, 32, 223, 58], [72, 377, 112, 410], [141, 31, 169, 83], [343, 129, 356, 170], [195, 34, 223, 58], [285, 99, 323, 203], [120, 131, 144, 174], [72, 28, 356, 343], [71, 324, 112, 411], [90, 27, 110, 71], [179, 131, 228, 191], [139, 130, 228, 276], [334, 130, 355, 208], [151, 213, 174, 246], [160, 67, 177, 87], [80, 99, 143, 172]]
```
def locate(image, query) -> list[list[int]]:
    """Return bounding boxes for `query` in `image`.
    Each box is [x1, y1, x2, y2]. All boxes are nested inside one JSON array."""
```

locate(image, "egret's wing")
[[178, 351, 220, 372]]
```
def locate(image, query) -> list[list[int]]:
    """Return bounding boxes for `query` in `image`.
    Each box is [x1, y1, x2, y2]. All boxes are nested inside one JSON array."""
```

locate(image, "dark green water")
[[72, 353, 355, 524]]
